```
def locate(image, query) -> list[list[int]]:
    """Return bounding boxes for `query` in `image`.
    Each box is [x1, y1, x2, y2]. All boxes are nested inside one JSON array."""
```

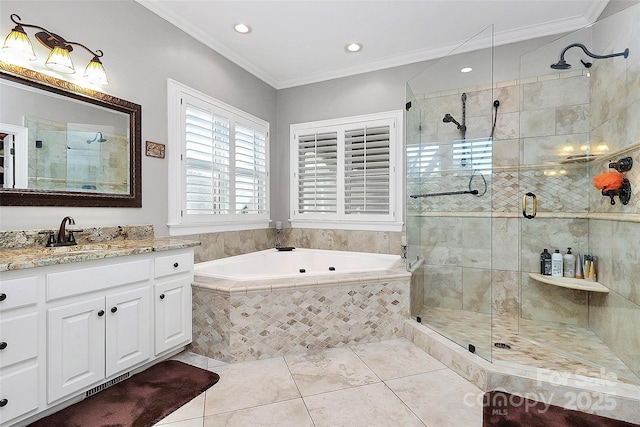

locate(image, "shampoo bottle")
[[551, 249, 563, 277], [563, 248, 576, 278], [540, 249, 552, 275], [575, 253, 583, 279]]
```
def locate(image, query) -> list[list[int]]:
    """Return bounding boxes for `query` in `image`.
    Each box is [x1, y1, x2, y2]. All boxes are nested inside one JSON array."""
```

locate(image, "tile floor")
[[153, 338, 484, 427]]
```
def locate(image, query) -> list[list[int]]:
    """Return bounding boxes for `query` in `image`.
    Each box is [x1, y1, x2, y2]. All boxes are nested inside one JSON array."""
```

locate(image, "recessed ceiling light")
[[234, 23, 251, 34], [345, 43, 362, 53], [461, 67, 473, 73]]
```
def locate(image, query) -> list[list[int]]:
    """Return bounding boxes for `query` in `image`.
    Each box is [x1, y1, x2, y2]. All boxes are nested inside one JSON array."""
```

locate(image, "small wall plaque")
[[145, 141, 165, 159]]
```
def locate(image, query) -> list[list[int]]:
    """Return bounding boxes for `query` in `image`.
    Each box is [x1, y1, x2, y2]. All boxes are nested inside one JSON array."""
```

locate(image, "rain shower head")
[[550, 59, 571, 70], [87, 131, 107, 144], [550, 43, 629, 70]]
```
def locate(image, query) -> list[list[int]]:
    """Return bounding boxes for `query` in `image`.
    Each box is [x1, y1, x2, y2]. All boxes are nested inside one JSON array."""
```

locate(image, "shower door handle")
[[522, 192, 537, 219]]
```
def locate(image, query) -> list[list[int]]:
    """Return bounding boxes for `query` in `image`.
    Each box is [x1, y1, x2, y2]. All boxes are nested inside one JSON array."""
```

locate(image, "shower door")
[[406, 25, 494, 362], [517, 32, 593, 366]]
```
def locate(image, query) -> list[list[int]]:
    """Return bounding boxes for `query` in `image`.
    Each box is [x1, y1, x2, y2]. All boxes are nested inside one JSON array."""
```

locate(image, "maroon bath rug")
[[28, 360, 220, 427], [483, 390, 639, 427]]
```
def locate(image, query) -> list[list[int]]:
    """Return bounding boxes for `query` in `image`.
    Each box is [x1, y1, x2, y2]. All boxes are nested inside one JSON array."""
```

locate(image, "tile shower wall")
[[586, 6, 640, 378]]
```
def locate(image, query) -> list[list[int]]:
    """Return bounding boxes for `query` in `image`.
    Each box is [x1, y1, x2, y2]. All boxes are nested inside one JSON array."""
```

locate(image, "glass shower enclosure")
[[406, 4, 640, 385], [406, 25, 494, 362]]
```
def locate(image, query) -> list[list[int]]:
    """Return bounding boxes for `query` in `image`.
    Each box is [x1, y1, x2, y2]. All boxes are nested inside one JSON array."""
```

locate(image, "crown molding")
[[137, 0, 610, 90]]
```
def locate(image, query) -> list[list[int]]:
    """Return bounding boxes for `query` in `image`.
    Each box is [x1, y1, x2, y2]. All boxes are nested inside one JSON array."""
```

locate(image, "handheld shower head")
[[443, 113, 463, 131]]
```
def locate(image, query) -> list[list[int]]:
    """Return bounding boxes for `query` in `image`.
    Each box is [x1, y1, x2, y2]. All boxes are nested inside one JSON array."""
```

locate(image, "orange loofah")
[[593, 171, 624, 191]]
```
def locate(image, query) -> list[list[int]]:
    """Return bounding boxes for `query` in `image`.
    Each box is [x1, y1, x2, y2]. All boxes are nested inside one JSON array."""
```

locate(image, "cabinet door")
[[154, 277, 191, 355], [105, 287, 151, 377], [48, 297, 105, 403]]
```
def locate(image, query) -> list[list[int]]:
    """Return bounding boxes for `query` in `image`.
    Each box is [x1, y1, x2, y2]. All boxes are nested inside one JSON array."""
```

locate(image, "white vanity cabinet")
[[46, 258, 153, 403], [46, 263, 152, 403], [0, 245, 195, 427]]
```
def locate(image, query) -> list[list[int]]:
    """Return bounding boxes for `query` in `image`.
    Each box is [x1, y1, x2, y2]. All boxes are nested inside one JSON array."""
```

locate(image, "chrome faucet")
[[57, 216, 76, 246]]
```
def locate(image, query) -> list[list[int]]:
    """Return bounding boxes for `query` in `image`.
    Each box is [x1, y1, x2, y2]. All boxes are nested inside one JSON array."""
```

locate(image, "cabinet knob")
[[173, 262, 179, 268], [0, 342, 7, 350], [159, 294, 165, 300], [110, 307, 118, 313], [0, 293, 6, 301], [0, 399, 7, 407], [97, 310, 105, 317]]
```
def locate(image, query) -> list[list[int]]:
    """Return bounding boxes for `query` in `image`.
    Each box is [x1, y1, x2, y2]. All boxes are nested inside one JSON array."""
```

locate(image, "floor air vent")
[[85, 372, 130, 397]]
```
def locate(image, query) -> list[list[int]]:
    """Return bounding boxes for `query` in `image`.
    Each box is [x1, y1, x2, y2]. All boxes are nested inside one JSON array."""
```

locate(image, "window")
[[168, 80, 269, 235], [290, 111, 403, 231]]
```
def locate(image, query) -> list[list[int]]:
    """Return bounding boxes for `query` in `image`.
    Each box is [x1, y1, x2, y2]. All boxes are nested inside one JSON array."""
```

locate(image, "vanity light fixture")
[[1, 13, 109, 85], [345, 43, 362, 53], [234, 23, 251, 34], [460, 67, 473, 73]]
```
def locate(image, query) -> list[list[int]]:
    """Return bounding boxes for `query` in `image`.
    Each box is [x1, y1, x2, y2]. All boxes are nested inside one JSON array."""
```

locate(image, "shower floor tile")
[[417, 306, 640, 385]]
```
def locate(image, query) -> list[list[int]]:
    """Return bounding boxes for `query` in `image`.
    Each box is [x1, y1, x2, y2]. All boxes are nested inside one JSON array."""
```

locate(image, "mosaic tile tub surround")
[[189, 260, 410, 363]]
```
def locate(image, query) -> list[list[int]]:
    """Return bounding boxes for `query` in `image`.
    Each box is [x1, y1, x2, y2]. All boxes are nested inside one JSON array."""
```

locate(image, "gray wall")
[[0, 1, 277, 235]]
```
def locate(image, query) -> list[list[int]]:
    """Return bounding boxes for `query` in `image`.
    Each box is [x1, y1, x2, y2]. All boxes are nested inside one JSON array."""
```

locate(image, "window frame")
[[289, 110, 404, 232], [167, 79, 270, 235]]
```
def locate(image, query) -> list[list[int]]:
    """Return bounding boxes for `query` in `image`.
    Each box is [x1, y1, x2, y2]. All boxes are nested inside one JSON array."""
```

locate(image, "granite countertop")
[[0, 238, 200, 272]]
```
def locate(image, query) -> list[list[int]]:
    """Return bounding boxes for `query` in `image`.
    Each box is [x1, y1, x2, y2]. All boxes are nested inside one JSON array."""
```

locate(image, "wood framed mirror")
[[0, 61, 141, 207]]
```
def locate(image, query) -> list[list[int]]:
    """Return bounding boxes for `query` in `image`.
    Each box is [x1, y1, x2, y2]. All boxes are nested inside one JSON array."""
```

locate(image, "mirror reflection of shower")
[[86, 131, 107, 144], [550, 43, 629, 70]]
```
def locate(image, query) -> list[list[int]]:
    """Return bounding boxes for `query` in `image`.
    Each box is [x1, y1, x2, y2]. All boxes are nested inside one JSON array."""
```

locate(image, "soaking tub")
[[194, 247, 401, 281], [190, 248, 411, 362]]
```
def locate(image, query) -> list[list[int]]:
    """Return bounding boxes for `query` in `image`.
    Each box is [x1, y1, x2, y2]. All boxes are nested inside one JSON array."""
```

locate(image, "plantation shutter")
[[184, 103, 230, 215], [296, 131, 338, 213], [235, 122, 268, 214], [452, 138, 493, 173], [343, 125, 390, 214]]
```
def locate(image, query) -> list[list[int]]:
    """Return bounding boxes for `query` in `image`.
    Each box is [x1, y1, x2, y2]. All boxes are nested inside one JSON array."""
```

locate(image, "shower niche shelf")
[[528, 273, 609, 293]]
